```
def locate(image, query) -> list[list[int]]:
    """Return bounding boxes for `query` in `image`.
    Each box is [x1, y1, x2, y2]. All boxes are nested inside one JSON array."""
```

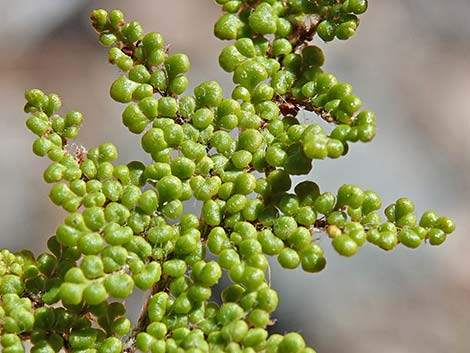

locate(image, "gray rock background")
[[0, 1, 468, 352]]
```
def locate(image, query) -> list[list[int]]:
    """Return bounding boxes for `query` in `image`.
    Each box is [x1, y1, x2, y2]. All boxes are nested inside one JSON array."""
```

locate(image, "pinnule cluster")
[[0, 1, 456, 353]]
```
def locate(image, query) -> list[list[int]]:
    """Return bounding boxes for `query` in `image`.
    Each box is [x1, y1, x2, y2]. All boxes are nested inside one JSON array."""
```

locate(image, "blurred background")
[[0, 1, 469, 352]]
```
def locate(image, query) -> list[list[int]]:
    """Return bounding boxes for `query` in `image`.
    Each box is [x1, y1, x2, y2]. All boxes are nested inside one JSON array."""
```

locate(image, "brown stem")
[[276, 95, 337, 124], [123, 275, 169, 353]]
